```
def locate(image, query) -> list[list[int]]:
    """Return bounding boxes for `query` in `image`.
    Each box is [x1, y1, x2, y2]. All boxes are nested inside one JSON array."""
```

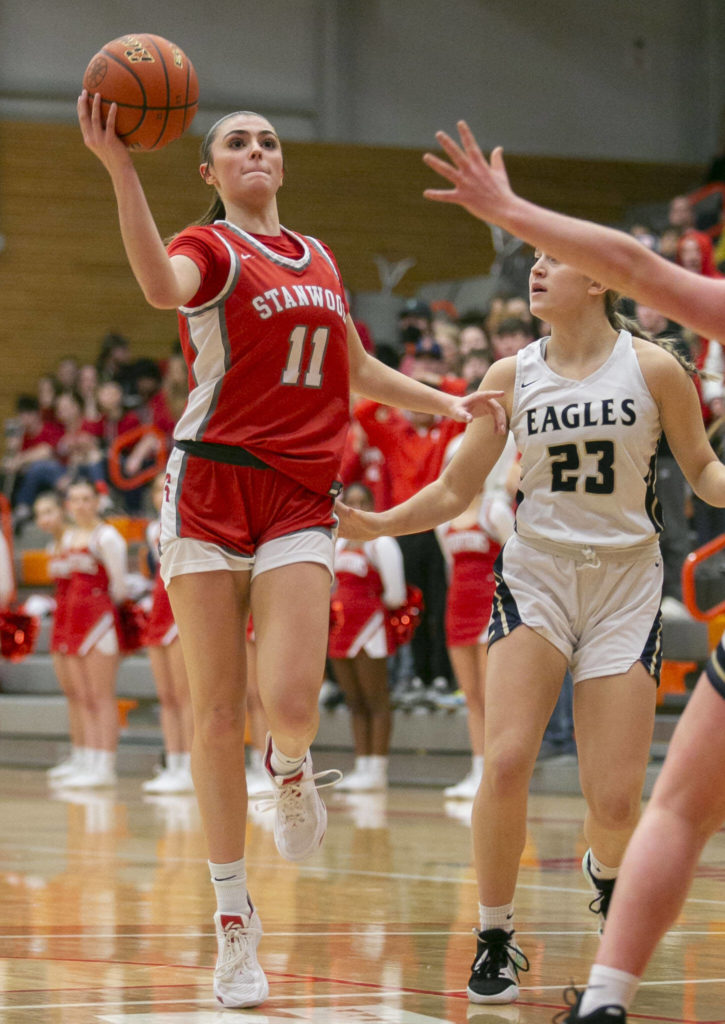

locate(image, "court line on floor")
[[7, 841, 725, 906], [2, 973, 722, 1022], [2, 927, 725, 941]]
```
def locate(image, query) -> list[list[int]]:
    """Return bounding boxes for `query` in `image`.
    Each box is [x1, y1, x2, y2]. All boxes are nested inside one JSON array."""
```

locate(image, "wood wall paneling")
[[0, 120, 702, 427]]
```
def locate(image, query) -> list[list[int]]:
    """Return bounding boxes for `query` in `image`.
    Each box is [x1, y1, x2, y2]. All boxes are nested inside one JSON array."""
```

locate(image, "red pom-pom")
[[117, 600, 150, 653], [0, 611, 40, 661], [329, 599, 345, 633], [385, 584, 424, 649]]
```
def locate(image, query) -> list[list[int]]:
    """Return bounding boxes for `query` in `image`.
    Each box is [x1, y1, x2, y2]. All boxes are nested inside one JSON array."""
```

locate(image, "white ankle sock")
[[353, 755, 371, 773], [167, 752, 183, 773], [269, 740, 305, 777], [368, 755, 387, 775], [479, 902, 514, 932], [94, 749, 116, 773], [209, 857, 248, 915], [578, 964, 639, 1015], [472, 755, 484, 776], [587, 849, 619, 881]]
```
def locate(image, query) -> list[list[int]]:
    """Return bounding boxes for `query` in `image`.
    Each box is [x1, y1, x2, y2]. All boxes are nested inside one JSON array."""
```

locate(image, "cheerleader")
[[33, 491, 81, 782], [53, 478, 127, 789], [142, 473, 194, 794], [329, 483, 406, 792], [436, 438, 515, 800]]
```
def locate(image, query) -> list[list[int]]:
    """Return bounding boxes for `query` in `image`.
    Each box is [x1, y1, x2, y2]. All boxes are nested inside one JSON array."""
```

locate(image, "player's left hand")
[[448, 389, 507, 432], [423, 120, 514, 226]]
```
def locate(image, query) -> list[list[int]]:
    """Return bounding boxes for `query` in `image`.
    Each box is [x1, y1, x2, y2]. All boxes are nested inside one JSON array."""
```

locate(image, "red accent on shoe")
[[219, 914, 243, 929]]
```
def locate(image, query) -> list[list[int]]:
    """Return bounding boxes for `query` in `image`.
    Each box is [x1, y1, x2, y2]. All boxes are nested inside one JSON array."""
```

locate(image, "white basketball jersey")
[[510, 330, 662, 548]]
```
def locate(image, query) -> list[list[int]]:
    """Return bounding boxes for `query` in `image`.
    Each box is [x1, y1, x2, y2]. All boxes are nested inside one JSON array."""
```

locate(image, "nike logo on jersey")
[[241, 253, 254, 260], [521, 379, 539, 388]]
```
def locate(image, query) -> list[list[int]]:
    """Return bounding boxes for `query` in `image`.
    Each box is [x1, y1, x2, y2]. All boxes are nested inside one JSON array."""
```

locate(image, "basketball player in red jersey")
[[77, 95, 505, 1008], [420, 120, 725, 1023]]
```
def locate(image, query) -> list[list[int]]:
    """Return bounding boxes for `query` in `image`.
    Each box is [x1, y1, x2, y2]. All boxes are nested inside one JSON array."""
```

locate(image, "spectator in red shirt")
[[339, 415, 392, 513], [148, 348, 188, 437], [5, 395, 66, 530], [77, 364, 101, 423], [54, 391, 105, 489], [37, 375, 61, 423], [94, 381, 141, 445]]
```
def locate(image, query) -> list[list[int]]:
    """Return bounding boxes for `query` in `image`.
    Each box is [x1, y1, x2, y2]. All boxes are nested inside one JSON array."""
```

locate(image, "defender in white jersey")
[[338, 246, 725, 1009], [414, 118, 725, 1024]]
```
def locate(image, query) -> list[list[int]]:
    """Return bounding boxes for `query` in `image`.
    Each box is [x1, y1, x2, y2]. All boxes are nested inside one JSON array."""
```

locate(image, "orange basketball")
[[82, 33, 199, 151]]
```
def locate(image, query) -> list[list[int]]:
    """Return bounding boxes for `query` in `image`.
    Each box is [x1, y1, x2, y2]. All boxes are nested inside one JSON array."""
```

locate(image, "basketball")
[[82, 33, 199, 151]]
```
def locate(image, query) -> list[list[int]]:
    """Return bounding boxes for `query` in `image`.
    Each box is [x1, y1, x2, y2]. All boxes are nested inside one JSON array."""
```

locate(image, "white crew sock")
[[269, 740, 305, 777], [479, 902, 515, 933], [578, 964, 640, 1016], [167, 752, 184, 773], [208, 856, 249, 916]]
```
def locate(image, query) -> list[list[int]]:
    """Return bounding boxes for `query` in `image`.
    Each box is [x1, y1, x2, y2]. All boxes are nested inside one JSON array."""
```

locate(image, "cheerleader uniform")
[[56, 524, 127, 656], [328, 537, 406, 660], [143, 520, 178, 648], [441, 521, 501, 648], [47, 544, 72, 655]]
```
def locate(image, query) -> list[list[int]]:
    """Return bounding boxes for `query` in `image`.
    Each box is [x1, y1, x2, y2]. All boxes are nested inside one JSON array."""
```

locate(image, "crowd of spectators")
[[2, 332, 188, 531]]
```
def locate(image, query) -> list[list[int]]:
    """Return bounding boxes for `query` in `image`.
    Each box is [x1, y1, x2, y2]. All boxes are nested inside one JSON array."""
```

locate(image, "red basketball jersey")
[[167, 223, 350, 495]]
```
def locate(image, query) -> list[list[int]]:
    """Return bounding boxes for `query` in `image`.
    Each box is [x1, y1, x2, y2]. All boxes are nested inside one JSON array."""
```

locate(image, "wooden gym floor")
[[1, 765, 725, 1023]]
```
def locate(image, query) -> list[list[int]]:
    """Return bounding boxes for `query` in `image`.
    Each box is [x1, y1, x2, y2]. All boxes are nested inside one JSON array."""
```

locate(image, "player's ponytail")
[[603, 290, 706, 379]]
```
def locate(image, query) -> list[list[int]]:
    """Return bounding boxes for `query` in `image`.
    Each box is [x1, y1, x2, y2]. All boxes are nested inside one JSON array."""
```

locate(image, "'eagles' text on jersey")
[[167, 222, 350, 496], [510, 331, 662, 548]]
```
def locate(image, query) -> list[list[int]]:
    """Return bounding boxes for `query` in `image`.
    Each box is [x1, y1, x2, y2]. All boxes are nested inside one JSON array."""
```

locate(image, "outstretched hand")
[[422, 120, 514, 226], [335, 502, 384, 542], [77, 90, 133, 174], [448, 389, 507, 433]]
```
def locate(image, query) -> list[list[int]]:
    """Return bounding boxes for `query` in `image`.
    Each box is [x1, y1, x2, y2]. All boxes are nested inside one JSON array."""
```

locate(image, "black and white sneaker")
[[582, 851, 616, 933], [467, 927, 529, 1004], [555, 986, 627, 1022]]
